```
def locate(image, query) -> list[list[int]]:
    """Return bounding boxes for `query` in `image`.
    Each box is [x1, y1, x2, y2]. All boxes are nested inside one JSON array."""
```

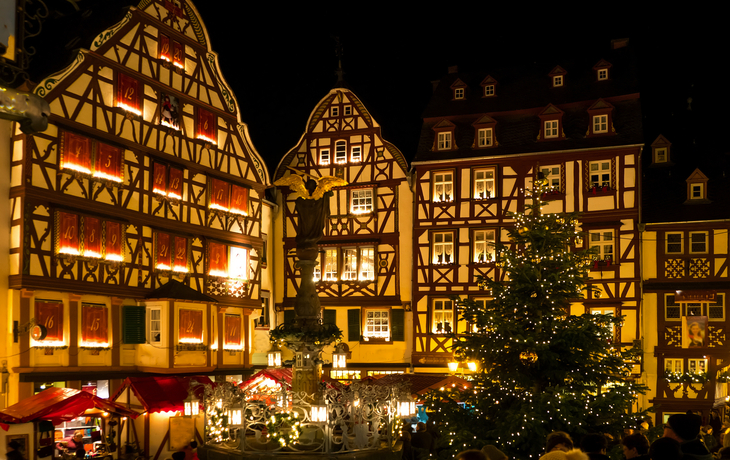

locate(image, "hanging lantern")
[[311, 404, 327, 422], [447, 362, 459, 373], [268, 348, 282, 367], [183, 392, 199, 417], [519, 351, 538, 365], [467, 362, 477, 372], [229, 409, 242, 425], [398, 400, 412, 417], [332, 350, 347, 369]]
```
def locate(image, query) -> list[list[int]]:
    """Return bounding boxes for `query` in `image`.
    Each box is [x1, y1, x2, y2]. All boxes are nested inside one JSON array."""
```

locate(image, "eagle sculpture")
[[273, 171, 348, 200]]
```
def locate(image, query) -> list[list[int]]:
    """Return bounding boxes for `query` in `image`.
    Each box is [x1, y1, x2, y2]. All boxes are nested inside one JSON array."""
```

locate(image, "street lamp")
[[268, 347, 282, 367], [183, 392, 199, 416]]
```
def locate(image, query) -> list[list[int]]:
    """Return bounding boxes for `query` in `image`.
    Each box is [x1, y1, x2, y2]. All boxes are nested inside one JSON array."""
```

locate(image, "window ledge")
[[431, 262, 455, 267], [587, 186, 615, 196], [359, 338, 393, 345], [176, 343, 208, 352], [432, 199, 455, 205], [684, 199, 712, 205], [589, 260, 618, 271]]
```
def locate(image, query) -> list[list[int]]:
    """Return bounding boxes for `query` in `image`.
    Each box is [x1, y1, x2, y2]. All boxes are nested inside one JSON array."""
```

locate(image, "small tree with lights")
[[425, 178, 648, 459]]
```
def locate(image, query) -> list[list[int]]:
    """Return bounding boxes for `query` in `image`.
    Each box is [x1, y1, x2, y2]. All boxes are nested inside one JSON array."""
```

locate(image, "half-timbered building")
[[642, 127, 730, 422], [4, 0, 271, 406], [273, 83, 412, 380], [410, 43, 644, 377]]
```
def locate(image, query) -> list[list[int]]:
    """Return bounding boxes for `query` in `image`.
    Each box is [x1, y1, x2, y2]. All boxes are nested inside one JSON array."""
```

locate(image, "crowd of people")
[[401, 411, 730, 460]]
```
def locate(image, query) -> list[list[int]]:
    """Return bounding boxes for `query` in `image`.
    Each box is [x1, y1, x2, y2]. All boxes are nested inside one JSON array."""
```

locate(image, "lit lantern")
[[332, 345, 347, 369], [447, 362, 459, 373], [230, 409, 242, 425], [268, 348, 282, 367], [311, 404, 327, 422], [183, 392, 199, 417], [467, 362, 477, 372], [398, 399, 413, 418]]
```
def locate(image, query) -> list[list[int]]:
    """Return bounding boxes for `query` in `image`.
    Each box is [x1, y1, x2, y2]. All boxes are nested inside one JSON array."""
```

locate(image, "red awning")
[[0, 388, 139, 424], [112, 376, 213, 414], [239, 368, 292, 390]]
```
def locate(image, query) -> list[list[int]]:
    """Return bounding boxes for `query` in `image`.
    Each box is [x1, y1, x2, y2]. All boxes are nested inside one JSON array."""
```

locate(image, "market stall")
[[0, 388, 139, 460]]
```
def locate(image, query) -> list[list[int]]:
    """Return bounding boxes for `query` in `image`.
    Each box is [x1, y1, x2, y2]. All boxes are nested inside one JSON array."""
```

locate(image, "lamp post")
[[267, 347, 282, 367], [183, 392, 200, 417]]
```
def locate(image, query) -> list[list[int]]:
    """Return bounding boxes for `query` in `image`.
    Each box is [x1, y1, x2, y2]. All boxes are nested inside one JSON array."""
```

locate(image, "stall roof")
[[239, 368, 292, 390], [0, 388, 139, 424], [112, 376, 213, 414]]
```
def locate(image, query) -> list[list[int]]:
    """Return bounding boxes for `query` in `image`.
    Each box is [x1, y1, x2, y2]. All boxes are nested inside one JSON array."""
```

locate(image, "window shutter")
[[323, 309, 336, 326], [122, 306, 146, 344], [391, 309, 405, 341], [284, 309, 295, 324], [348, 309, 360, 341]]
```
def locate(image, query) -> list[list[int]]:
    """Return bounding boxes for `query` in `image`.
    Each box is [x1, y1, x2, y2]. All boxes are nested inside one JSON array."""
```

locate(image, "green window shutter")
[[284, 309, 295, 324], [391, 309, 405, 341], [122, 306, 146, 344], [347, 309, 360, 341], [323, 309, 336, 326]]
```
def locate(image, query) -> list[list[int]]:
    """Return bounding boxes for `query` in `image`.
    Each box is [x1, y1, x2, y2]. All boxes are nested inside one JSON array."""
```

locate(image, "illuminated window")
[[208, 242, 249, 280], [655, 148, 667, 163], [598, 69, 608, 80], [351, 189, 373, 214], [437, 132, 451, 150], [432, 232, 454, 264], [593, 115, 608, 134], [473, 168, 495, 199], [196, 108, 217, 144], [179, 309, 203, 344], [160, 92, 181, 130], [34, 300, 64, 345], [81, 304, 108, 347], [351, 145, 362, 162], [152, 162, 184, 200], [148, 307, 161, 344], [60, 133, 123, 182], [155, 233, 189, 273], [589, 230, 614, 261], [688, 358, 707, 374], [666, 233, 683, 254], [455, 88, 464, 99], [544, 120, 558, 138], [689, 232, 707, 253], [540, 165, 561, 190], [553, 75, 563, 87], [690, 183, 704, 200], [56, 211, 124, 261], [590, 306, 615, 338], [342, 247, 375, 281], [160, 34, 172, 62], [209, 178, 249, 216], [432, 299, 453, 333], [484, 85, 494, 97], [589, 161, 611, 188], [433, 171, 453, 202], [116, 74, 141, 115], [319, 148, 331, 165], [474, 229, 496, 263], [319, 249, 339, 281], [335, 140, 347, 164], [477, 128, 493, 147], [363, 308, 390, 341], [224, 314, 243, 350], [665, 358, 683, 374]]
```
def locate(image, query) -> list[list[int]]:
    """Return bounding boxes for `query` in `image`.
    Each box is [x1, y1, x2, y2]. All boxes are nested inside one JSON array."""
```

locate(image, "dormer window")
[[438, 132, 451, 150], [484, 85, 494, 96], [549, 66, 567, 88], [593, 59, 612, 81], [451, 78, 467, 100], [587, 99, 614, 136], [478, 128, 493, 147], [538, 104, 564, 141], [686, 169, 709, 203], [480, 75, 498, 98], [432, 119, 456, 151], [473, 115, 497, 148], [651, 135, 672, 165]]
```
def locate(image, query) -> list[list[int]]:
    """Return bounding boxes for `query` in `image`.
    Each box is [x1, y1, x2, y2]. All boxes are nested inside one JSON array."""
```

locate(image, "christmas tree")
[[425, 180, 648, 459]]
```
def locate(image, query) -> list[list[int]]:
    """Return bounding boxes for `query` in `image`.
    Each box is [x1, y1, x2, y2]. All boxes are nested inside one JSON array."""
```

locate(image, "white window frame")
[[690, 183, 704, 200], [593, 114, 608, 134], [484, 85, 494, 97], [477, 128, 493, 147], [544, 120, 558, 138], [688, 358, 708, 374], [340, 247, 375, 281], [432, 232, 454, 265], [350, 145, 362, 162], [432, 299, 454, 334], [344, 106, 352, 116], [553, 75, 563, 87], [433, 171, 454, 202], [342, 248, 358, 280], [334, 140, 347, 164], [666, 232, 683, 254], [665, 358, 683, 374], [437, 132, 452, 150], [331, 107, 339, 117], [319, 148, 330, 165], [473, 168, 495, 199], [148, 307, 162, 344], [665, 293, 680, 321], [540, 165, 561, 190], [589, 230, 614, 261], [350, 188, 373, 214], [655, 147, 667, 163], [689, 231, 708, 254], [589, 160, 611, 188], [454, 88, 464, 99], [598, 69, 608, 80], [363, 308, 390, 341], [315, 248, 338, 282], [473, 229, 496, 263]]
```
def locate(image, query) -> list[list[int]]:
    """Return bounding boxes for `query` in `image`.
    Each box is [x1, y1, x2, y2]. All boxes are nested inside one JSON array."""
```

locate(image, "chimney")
[[610, 38, 629, 50], [448, 65, 459, 74]]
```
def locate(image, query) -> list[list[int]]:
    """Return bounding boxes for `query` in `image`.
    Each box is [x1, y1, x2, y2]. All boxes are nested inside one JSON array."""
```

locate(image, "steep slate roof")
[[415, 46, 642, 163]]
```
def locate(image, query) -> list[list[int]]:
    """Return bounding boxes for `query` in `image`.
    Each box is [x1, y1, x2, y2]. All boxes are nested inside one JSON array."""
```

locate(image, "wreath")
[[664, 371, 709, 384], [266, 411, 302, 446]]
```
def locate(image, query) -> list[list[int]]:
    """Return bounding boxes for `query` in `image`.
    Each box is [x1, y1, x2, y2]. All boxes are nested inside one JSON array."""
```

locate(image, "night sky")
[[180, 7, 723, 176]]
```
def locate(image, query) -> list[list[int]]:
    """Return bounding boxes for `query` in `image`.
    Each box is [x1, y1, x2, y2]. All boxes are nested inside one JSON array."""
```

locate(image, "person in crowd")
[[663, 412, 712, 460], [648, 437, 683, 460], [6, 440, 25, 460], [58, 431, 86, 454], [621, 433, 650, 460], [481, 445, 507, 460], [539, 432, 588, 460], [400, 430, 414, 460], [455, 450, 486, 460], [410, 422, 432, 459], [580, 433, 609, 460]]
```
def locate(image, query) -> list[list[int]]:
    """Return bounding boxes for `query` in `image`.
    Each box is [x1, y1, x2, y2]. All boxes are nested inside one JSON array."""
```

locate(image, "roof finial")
[[333, 36, 345, 87]]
